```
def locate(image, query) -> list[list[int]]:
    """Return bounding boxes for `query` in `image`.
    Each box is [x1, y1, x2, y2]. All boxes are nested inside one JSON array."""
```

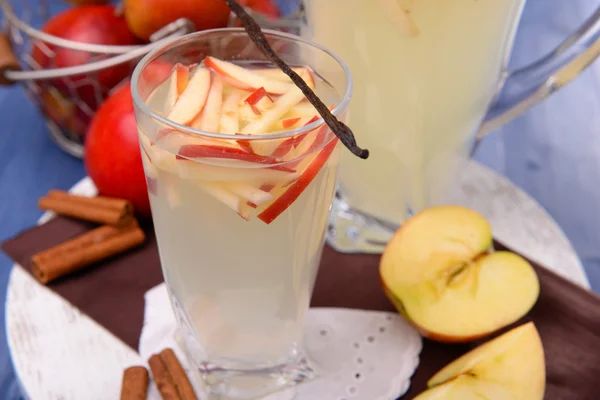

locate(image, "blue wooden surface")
[[1, 0, 599, 398]]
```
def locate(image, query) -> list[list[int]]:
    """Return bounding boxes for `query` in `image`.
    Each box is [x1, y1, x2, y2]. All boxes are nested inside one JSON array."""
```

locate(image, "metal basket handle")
[[0, 17, 195, 84]]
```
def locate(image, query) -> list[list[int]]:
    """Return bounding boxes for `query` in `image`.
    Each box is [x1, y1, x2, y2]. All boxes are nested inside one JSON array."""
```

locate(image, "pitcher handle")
[[478, 6, 600, 138]]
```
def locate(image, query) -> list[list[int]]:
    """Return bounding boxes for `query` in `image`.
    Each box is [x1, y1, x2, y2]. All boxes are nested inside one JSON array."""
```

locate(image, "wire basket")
[[0, 0, 304, 158]]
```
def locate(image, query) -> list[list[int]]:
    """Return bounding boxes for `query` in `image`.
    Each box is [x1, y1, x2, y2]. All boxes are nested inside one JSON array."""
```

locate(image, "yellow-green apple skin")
[[414, 322, 546, 400], [380, 205, 540, 343]]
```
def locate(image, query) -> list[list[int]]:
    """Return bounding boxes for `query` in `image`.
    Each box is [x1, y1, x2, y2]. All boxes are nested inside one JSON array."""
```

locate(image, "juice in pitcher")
[[302, 0, 526, 252]]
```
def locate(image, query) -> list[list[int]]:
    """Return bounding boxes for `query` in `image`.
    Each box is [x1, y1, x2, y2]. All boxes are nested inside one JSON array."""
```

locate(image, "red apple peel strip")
[[258, 137, 339, 224]]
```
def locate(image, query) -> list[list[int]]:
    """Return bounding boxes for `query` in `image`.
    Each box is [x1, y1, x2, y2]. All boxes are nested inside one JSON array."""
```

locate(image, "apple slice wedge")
[[166, 63, 190, 113], [414, 322, 545, 400], [204, 56, 292, 94], [196, 181, 250, 220], [219, 91, 241, 134], [226, 182, 274, 208], [145, 63, 189, 115], [168, 67, 211, 125], [191, 74, 224, 132], [258, 137, 338, 224]]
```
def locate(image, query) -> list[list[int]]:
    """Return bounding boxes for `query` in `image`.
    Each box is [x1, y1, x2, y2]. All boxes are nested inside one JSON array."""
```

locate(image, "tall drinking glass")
[[283, 0, 600, 254], [131, 29, 350, 399]]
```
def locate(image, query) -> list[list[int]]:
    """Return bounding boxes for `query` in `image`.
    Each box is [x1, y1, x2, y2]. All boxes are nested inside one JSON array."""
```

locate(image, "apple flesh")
[[244, 87, 275, 115], [414, 322, 545, 400], [219, 92, 241, 134], [167, 67, 211, 125], [204, 56, 292, 94], [241, 84, 311, 155], [191, 74, 224, 132], [380, 206, 540, 343]]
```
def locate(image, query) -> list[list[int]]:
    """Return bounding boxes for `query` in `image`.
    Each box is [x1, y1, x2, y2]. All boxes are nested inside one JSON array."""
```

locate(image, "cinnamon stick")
[[38, 190, 134, 226], [159, 348, 197, 400], [148, 349, 198, 400], [120, 366, 149, 400], [148, 354, 180, 400], [31, 220, 145, 284]]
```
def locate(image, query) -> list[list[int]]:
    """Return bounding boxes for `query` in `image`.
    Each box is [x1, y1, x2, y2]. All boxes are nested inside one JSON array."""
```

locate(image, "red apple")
[[84, 84, 151, 217], [65, 0, 110, 4], [123, 0, 231, 42], [33, 5, 138, 137], [238, 0, 281, 18]]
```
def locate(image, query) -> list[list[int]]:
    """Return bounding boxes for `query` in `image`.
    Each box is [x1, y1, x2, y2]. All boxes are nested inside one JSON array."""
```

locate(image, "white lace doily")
[[138, 284, 422, 400]]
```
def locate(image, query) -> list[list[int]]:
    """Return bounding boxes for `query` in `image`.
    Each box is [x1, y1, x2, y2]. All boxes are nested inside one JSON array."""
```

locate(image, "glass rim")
[[130, 27, 353, 141]]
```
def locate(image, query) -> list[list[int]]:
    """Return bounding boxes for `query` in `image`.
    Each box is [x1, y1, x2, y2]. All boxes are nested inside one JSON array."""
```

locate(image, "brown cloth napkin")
[[2, 216, 600, 400]]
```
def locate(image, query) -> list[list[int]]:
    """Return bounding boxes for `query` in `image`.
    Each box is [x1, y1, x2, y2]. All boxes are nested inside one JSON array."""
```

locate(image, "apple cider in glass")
[[301, 0, 526, 252], [131, 30, 351, 398]]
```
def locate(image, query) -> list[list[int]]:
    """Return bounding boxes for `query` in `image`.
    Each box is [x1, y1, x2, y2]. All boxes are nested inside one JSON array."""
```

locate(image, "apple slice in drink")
[[191, 74, 224, 132], [140, 139, 159, 197], [178, 160, 299, 185], [226, 182, 274, 208], [164, 177, 181, 209], [241, 85, 312, 156], [204, 56, 292, 94], [255, 67, 316, 89], [165, 63, 190, 113], [252, 67, 312, 81], [178, 144, 281, 164], [258, 137, 339, 224], [140, 139, 158, 178], [220, 92, 241, 134], [281, 117, 302, 129], [145, 63, 189, 115], [168, 67, 211, 125], [269, 116, 318, 159], [239, 102, 261, 122], [139, 132, 179, 175], [378, 0, 419, 38], [244, 87, 275, 115], [287, 101, 319, 118], [195, 181, 252, 220]]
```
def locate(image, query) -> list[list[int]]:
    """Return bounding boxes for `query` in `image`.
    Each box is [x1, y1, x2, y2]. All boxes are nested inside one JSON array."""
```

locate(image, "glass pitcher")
[[264, 0, 600, 254]]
